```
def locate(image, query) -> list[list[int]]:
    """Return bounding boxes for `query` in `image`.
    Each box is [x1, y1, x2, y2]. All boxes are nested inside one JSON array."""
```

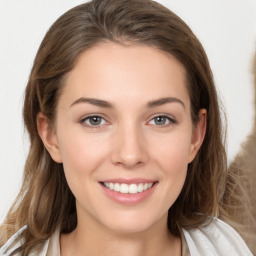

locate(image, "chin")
[[100, 211, 165, 235]]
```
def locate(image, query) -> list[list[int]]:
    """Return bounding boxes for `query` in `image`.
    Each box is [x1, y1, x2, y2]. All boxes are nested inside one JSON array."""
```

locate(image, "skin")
[[37, 42, 206, 256]]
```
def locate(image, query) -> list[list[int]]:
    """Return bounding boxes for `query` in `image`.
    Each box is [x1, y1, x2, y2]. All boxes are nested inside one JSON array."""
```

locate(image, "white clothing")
[[0, 218, 253, 255]]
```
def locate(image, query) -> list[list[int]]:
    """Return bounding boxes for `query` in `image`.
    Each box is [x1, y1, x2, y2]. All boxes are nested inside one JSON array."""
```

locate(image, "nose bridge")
[[111, 119, 148, 168]]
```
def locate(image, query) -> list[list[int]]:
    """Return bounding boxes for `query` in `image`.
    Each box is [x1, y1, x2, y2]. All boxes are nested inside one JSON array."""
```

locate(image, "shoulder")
[[0, 226, 49, 256], [182, 217, 253, 256]]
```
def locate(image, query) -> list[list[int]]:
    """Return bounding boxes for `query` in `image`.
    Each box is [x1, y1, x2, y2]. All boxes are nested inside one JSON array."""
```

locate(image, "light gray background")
[[0, 0, 256, 222]]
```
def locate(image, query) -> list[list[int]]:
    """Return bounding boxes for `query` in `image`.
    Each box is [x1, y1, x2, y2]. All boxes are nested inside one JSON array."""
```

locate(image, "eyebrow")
[[147, 97, 185, 108], [70, 97, 185, 109], [70, 98, 113, 108]]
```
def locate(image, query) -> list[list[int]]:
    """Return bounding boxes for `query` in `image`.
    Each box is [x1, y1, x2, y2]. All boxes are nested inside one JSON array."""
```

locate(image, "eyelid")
[[78, 113, 177, 129], [79, 114, 110, 128], [147, 114, 177, 126]]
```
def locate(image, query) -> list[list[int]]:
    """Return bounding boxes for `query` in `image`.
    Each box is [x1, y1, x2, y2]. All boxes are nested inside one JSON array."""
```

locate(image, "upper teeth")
[[103, 182, 153, 194]]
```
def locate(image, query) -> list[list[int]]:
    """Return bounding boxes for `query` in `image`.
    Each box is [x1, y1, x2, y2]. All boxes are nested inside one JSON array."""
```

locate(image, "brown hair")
[[0, 0, 247, 254]]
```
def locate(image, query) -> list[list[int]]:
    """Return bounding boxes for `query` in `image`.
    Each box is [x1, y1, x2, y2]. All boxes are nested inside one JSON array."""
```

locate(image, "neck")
[[60, 213, 181, 256]]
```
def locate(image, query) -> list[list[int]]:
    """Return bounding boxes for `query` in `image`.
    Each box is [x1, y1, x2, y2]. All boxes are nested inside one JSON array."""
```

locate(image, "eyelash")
[[80, 114, 109, 129], [79, 114, 177, 129], [148, 115, 176, 126]]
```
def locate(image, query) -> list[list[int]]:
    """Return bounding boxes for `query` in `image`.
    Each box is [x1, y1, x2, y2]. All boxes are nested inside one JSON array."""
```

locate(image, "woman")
[[0, 0, 253, 255]]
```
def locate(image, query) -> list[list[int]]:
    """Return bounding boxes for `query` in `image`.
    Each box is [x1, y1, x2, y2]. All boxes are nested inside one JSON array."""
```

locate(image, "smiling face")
[[38, 42, 206, 234]]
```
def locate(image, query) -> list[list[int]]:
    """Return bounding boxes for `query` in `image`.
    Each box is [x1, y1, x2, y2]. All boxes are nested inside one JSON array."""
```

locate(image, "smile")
[[100, 180, 158, 205], [103, 182, 154, 194]]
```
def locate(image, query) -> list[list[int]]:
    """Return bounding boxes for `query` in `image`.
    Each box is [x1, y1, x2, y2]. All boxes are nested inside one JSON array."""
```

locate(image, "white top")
[[0, 218, 253, 256]]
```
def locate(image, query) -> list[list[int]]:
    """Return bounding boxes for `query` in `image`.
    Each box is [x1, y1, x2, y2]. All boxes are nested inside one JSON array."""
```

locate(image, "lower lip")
[[100, 183, 158, 205]]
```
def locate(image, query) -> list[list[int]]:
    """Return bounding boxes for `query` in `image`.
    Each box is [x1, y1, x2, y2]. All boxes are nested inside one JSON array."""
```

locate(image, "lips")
[[99, 178, 158, 205], [102, 182, 154, 194]]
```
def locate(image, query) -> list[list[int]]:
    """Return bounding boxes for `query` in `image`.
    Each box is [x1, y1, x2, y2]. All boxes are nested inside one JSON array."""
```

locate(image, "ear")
[[188, 109, 207, 163], [37, 112, 62, 163]]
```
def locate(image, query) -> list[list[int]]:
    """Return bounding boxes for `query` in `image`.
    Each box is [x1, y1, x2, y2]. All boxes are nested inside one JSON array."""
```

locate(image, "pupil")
[[155, 116, 166, 125], [89, 117, 101, 125]]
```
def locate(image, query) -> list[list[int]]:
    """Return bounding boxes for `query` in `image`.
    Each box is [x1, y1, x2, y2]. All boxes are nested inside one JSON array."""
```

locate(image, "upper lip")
[[100, 178, 158, 185]]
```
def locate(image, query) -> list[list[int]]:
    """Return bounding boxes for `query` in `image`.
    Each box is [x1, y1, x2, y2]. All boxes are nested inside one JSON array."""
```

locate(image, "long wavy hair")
[[0, 0, 248, 254]]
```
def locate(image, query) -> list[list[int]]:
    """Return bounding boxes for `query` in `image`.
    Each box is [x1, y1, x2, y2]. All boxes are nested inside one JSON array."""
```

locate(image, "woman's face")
[[44, 42, 205, 234]]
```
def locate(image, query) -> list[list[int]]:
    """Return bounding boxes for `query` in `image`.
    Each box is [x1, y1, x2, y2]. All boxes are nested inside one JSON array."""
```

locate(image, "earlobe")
[[188, 109, 207, 163], [37, 112, 62, 163]]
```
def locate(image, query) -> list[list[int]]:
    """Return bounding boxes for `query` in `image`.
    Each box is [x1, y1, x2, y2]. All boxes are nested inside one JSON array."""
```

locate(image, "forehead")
[[61, 42, 190, 110]]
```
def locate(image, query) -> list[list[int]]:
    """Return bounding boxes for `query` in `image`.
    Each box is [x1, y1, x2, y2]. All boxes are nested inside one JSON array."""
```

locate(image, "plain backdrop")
[[0, 0, 256, 222]]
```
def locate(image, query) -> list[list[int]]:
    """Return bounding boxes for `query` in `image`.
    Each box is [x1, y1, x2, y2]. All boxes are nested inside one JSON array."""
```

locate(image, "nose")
[[111, 123, 149, 169]]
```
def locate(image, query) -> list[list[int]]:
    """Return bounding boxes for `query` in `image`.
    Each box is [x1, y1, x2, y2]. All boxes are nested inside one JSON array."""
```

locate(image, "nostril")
[[111, 136, 149, 167]]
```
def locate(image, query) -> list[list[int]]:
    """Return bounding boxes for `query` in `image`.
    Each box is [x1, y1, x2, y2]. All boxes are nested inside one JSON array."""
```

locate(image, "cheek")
[[57, 129, 110, 180], [153, 131, 192, 171], [145, 131, 192, 213], [151, 130, 192, 195], [57, 132, 111, 208]]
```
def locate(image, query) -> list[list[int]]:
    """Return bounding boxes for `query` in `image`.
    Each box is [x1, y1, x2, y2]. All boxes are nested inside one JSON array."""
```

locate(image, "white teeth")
[[109, 183, 114, 190], [138, 183, 144, 192], [103, 182, 154, 194], [114, 183, 120, 192], [129, 184, 137, 194], [120, 184, 129, 193]]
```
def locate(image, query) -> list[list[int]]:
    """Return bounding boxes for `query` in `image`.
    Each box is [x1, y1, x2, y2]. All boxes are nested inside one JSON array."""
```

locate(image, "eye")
[[148, 115, 176, 126], [80, 115, 108, 127]]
